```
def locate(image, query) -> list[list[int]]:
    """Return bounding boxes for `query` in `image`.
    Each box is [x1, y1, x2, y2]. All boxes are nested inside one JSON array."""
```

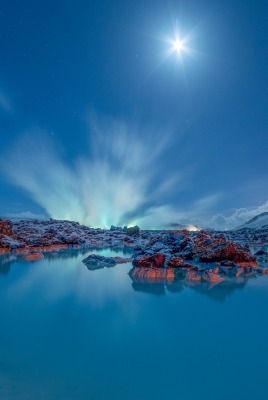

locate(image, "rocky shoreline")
[[0, 219, 136, 254], [128, 229, 268, 287], [1, 218, 268, 285]]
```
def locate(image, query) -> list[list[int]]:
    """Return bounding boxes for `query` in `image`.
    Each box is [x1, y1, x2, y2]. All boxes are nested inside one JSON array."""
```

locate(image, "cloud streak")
[[2, 115, 266, 231], [1, 118, 182, 228]]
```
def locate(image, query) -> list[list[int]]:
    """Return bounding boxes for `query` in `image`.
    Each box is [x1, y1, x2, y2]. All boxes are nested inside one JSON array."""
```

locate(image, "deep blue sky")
[[0, 0, 267, 228]]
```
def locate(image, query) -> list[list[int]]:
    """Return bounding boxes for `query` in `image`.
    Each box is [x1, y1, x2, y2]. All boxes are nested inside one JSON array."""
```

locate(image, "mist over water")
[[2, 118, 182, 228]]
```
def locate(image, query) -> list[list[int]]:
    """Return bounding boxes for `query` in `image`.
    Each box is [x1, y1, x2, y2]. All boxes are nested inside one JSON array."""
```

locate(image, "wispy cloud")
[[1, 118, 183, 228], [2, 114, 265, 230], [192, 194, 220, 210], [208, 200, 268, 230]]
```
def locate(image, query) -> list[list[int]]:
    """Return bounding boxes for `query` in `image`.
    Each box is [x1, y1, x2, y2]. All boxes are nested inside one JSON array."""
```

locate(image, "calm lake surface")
[[0, 247, 268, 400]]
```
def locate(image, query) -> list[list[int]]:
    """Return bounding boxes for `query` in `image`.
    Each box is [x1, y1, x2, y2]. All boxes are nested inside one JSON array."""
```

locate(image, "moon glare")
[[172, 39, 185, 53]]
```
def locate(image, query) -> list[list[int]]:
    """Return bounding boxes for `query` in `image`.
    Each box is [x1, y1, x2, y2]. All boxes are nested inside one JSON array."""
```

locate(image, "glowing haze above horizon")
[[0, 0, 267, 230]]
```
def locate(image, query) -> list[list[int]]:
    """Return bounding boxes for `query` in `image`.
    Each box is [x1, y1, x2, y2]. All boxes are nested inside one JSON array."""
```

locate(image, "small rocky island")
[[1, 215, 268, 286]]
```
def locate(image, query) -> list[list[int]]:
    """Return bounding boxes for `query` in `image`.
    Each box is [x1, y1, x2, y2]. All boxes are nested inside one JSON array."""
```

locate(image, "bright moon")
[[172, 39, 184, 53], [162, 29, 191, 61]]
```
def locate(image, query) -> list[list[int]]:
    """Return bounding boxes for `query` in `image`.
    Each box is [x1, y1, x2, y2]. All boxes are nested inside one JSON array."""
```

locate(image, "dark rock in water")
[[167, 257, 184, 268], [126, 225, 140, 236], [83, 254, 116, 269], [168, 257, 197, 272], [83, 254, 131, 270], [113, 256, 132, 264], [2, 217, 268, 284], [133, 254, 165, 268], [199, 242, 257, 267]]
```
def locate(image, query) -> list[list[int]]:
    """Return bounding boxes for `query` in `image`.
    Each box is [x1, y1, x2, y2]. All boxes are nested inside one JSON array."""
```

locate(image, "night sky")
[[0, 0, 267, 229]]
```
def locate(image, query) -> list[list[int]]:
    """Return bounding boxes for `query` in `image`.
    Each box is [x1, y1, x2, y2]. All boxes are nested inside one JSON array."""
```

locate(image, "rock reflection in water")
[[129, 266, 250, 302], [0, 254, 16, 276], [132, 281, 166, 296], [0, 246, 133, 276], [0, 246, 260, 303]]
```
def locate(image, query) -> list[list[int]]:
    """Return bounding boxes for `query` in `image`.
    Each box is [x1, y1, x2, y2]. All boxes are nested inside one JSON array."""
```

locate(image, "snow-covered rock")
[[0, 219, 134, 250], [234, 212, 268, 230]]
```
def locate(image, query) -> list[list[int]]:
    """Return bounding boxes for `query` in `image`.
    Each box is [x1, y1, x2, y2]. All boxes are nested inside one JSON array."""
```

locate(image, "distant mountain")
[[165, 222, 185, 229], [0, 212, 49, 222], [234, 212, 268, 230]]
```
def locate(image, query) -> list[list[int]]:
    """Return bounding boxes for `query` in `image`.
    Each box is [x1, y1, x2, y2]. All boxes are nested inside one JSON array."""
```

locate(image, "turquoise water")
[[0, 248, 268, 400]]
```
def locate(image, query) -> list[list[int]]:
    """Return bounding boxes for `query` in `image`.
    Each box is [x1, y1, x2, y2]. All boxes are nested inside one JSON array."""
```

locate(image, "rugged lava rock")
[[133, 254, 165, 268], [0, 219, 136, 254], [1, 218, 268, 284], [0, 220, 13, 236], [83, 254, 131, 270], [199, 242, 257, 267], [129, 229, 266, 285]]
